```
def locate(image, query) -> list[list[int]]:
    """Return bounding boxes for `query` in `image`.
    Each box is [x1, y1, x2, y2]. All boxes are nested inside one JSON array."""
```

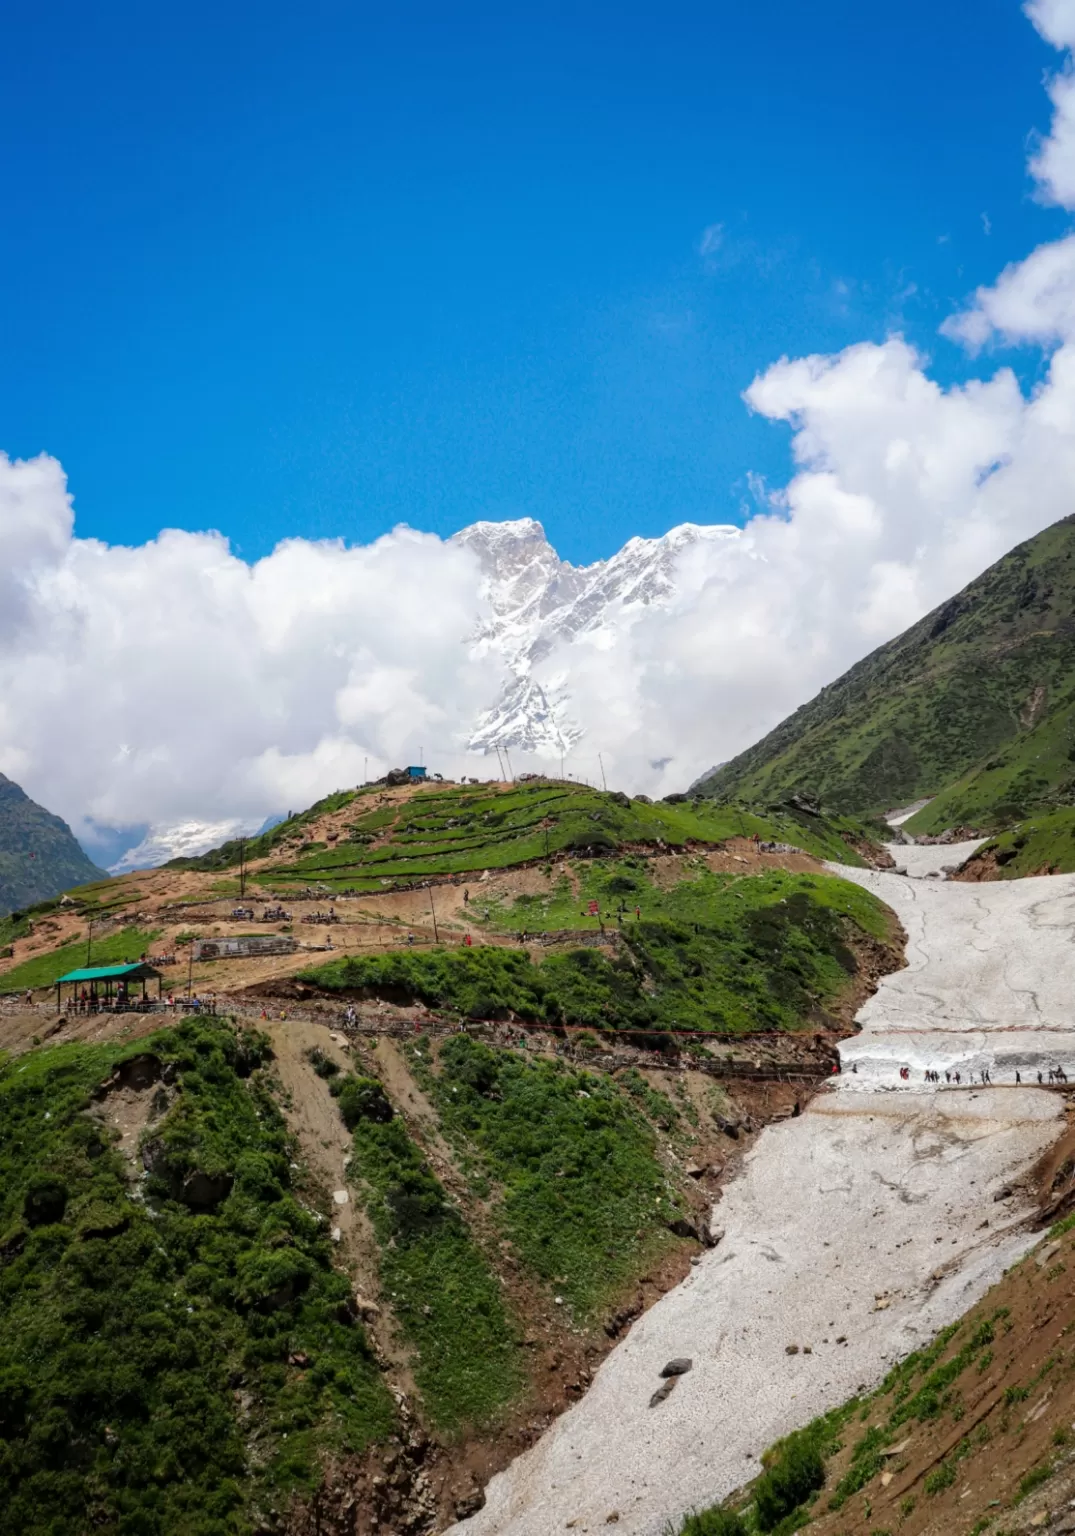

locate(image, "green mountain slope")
[[695, 515, 1075, 832], [0, 773, 105, 917]]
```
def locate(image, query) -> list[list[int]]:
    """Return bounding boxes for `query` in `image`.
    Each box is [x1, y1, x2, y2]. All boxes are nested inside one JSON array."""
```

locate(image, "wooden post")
[[428, 885, 439, 944]]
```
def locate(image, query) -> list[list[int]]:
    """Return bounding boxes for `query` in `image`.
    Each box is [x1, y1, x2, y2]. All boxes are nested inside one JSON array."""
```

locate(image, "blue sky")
[[0, 0, 1067, 566]]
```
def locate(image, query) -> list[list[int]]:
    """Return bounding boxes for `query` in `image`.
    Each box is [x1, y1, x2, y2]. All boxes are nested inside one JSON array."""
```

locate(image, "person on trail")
[[464, 933, 473, 947], [945, 1070, 951, 1083], [463, 889, 469, 906], [1016, 1070, 1022, 1084], [955, 1071, 961, 1084], [635, 906, 641, 919], [1038, 1070, 1044, 1084]]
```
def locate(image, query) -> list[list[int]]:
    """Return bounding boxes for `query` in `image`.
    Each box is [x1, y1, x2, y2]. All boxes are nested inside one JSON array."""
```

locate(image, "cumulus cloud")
[[0, 466, 504, 857]]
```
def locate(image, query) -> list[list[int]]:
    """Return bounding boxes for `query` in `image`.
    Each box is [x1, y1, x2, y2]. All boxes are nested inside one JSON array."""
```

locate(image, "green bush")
[[22, 1174, 67, 1226], [332, 1073, 394, 1128], [677, 1509, 747, 1535], [755, 1434, 825, 1531]]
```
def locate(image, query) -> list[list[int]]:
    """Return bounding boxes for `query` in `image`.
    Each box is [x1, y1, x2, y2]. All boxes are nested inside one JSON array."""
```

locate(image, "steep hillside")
[[0, 775, 910, 1533], [0, 772, 105, 917], [679, 1136, 1075, 1536], [0, 1011, 828, 1535], [695, 516, 1075, 832]]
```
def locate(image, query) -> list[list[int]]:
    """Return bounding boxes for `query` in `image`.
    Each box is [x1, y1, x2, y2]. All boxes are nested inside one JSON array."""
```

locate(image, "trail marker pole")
[[239, 837, 246, 899], [428, 886, 440, 944], [86, 917, 93, 966], [187, 943, 194, 1002], [599, 753, 607, 791]]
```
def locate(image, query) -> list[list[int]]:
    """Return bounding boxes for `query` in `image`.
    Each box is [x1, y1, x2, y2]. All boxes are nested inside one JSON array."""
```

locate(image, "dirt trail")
[[263, 1017, 416, 1391]]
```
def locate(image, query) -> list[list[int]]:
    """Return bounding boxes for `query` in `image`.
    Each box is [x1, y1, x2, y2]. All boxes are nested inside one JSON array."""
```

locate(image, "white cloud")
[[0, 469, 505, 853]]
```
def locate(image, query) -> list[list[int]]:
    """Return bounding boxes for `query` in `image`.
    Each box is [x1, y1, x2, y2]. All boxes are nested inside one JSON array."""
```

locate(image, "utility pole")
[[86, 917, 93, 966], [239, 837, 246, 899], [187, 942, 194, 1003], [560, 750, 565, 781], [599, 753, 607, 791], [363, 756, 368, 784], [427, 885, 440, 944], [505, 748, 515, 782]]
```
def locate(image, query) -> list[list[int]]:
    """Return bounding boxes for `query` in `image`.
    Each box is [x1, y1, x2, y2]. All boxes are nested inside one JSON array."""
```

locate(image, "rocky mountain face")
[[0, 773, 106, 915], [454, 517, 738, 754]]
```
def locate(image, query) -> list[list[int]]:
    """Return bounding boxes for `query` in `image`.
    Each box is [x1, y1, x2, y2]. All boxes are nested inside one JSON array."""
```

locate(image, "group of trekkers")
[[892, 1064, 1070, 1086]]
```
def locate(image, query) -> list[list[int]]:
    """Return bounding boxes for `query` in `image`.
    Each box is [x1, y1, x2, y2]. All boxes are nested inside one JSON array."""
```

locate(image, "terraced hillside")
[[695, 515, 1075, 836], [171, 779, 877, 893], [0, 776, 910, 1533]]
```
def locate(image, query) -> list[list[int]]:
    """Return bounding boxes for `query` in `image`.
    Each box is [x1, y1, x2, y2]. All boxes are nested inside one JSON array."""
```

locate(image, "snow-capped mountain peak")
[[454, 517, 739, 755]]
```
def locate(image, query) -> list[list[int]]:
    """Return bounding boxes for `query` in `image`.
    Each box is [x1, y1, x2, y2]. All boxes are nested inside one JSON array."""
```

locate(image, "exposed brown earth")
[[779, 1103, 1075, 1536]]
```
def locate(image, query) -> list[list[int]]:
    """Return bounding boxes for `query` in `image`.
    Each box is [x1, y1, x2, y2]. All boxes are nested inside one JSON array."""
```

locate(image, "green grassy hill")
[[695, 516, 1075, 834], [0, 773, 105, 918], [301, 867, 890, 1037], [173, 779, 878, 894]]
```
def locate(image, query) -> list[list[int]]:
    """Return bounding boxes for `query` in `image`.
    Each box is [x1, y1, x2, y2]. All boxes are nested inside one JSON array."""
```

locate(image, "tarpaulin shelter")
[[55, 961, 162, 1013]]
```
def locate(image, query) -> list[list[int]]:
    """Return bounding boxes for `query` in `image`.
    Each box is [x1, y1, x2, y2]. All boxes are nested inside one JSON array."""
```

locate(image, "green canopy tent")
[[55, 961, 162, 1014]]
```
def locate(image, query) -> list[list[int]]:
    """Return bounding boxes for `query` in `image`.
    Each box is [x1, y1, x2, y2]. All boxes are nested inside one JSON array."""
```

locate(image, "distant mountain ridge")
[[694, 514, 1075, 835], [0, 774, 106, 916]]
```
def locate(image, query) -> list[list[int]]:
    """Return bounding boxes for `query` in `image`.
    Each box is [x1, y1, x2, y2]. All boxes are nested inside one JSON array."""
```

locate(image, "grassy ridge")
[[696, 515, 1075, 831], [336, 1072, 525, 1432], [239, 783, 872, 893], [300, 870, 889, 1035], [0, 1019, 394, 1536], [958, 808, 1075, 878]]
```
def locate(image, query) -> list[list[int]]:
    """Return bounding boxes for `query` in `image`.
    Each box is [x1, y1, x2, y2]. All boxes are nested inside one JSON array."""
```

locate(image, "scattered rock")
[[116, 1053, 162, 1090], [454, 1490, 485, 1520], [660, 1357, 693, 1377], [332, 1189, 349, 1206], [1036, 1240, 1063, 1268], [648, 1378, 678, 1408], [785, 1344, 799, 1355]]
